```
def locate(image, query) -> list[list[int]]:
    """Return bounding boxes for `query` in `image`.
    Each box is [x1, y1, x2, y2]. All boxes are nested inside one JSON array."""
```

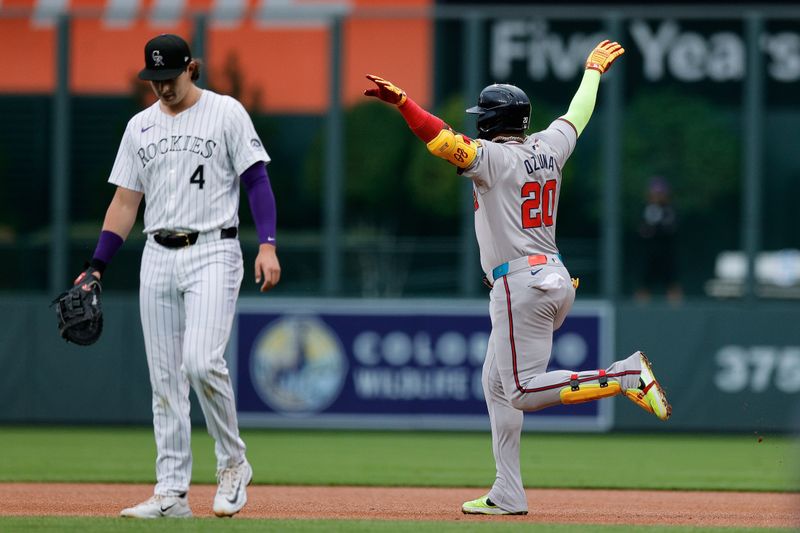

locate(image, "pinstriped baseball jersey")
[[462, 119, 576, 274], [107, 87, 268, 497], [108, 89, 270, 233]]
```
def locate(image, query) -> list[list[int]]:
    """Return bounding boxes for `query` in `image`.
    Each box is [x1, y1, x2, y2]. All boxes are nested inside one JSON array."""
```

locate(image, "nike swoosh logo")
[[267, 237, 276, 242], [226, 480, 242, 504], [530, 268, 542, 276], [160, 502, 177, 513], [141, 124, 156, 133]]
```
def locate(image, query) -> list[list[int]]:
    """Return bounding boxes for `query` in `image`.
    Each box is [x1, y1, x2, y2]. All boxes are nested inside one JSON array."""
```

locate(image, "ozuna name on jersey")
[[524, 153, 555, 174], [137, 135, 219, 168]]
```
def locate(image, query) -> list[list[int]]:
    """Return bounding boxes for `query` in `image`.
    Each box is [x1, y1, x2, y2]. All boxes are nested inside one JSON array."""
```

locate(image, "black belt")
[[153, 227, 238, 248]]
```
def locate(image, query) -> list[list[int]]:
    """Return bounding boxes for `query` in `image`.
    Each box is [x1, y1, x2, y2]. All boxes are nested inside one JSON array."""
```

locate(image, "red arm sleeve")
[[398, 97, 446, 143]]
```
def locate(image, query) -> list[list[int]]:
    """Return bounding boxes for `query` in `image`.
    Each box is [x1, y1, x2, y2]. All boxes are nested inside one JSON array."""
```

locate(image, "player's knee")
[[183, 357, 218, 383], [508, 389, 561, 412], [509, 393, 528, 411], [481, 368, 496, 396]]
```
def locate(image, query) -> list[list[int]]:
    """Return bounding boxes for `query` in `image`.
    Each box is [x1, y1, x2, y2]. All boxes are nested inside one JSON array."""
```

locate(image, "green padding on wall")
[[1, 296, 798, 432], [615, 301, 800, 432], [0, 295, 205, 425]]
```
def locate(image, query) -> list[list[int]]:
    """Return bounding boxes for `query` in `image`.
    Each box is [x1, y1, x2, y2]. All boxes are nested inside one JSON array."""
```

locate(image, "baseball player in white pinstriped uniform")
[[366, 40, 672, 515], [78, 34, 280, 518]]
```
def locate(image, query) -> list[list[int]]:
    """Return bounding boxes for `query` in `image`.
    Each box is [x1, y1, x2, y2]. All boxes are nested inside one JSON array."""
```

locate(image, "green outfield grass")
[[0, 427, 798, 492], [0, 517, 793, 533]]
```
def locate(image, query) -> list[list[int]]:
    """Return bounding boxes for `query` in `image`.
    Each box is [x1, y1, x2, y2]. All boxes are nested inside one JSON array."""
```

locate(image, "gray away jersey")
[[463, 119, 577, 274], [108, 90, 270, 234]]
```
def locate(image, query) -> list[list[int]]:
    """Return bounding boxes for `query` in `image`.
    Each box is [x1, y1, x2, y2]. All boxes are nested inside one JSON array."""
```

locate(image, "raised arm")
[[560, 40, 625, 137], [364, 74, 478, 169]]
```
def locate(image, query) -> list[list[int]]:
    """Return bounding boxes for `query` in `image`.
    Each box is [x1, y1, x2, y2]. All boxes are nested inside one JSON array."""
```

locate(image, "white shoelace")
[[217, 466, 240, 497]]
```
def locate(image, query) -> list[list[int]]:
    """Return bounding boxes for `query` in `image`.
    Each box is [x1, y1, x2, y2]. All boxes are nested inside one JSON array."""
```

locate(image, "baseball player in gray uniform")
[[366, 40, 671, 515], [75, 34, 280, 518]]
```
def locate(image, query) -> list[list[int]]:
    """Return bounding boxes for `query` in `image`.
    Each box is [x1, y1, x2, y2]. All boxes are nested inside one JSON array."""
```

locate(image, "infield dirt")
[[1, 483, 799, 528]]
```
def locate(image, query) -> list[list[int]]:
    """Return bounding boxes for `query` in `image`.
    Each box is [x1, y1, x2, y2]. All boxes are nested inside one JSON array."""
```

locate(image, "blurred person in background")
[[635, 176, 683, 303]]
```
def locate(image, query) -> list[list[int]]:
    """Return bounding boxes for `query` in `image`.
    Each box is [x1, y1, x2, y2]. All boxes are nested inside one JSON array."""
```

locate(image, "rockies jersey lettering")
[[108, 90, 269, 234], [137, 136, 219, 167], [462, 119, 576, 274]]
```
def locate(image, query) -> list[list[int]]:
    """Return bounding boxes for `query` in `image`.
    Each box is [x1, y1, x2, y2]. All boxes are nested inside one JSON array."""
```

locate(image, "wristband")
[[91, 230, 124, 274]]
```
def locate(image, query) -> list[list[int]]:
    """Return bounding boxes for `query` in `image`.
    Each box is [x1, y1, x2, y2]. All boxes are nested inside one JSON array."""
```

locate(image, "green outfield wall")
[[614, 301, 800, 432], [1, 296, 798, 433]]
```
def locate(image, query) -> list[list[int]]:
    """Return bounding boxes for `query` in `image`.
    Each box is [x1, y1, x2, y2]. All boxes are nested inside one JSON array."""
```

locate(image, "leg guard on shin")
[[559, 370, 621, 405]]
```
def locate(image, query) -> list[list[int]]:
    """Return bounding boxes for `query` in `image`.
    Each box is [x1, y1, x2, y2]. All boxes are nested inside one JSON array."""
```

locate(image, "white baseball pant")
[[139, 235, 246, 496]]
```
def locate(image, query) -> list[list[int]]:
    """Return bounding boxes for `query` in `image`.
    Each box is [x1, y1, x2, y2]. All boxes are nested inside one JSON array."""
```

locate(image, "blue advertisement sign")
[[232, 299, 614, 431]]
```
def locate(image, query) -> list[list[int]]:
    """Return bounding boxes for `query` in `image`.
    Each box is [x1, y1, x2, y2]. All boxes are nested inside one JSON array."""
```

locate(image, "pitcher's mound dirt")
[[1, 483, 798, 528]]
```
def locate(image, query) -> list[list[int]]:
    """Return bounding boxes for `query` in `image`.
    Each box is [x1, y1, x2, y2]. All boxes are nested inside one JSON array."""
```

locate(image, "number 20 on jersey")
[[521, 179, 556, 229]]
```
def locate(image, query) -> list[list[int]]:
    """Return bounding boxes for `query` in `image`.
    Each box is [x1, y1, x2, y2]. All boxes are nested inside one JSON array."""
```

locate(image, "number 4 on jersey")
[[190, 165, 205, 189]]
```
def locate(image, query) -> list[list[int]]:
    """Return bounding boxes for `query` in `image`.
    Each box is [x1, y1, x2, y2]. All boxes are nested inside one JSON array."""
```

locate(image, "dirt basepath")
[[1, 483, 798, 528]]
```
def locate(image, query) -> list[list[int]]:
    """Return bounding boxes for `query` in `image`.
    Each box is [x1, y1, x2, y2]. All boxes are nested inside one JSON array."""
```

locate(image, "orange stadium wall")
[[0, 0, 433, 112]]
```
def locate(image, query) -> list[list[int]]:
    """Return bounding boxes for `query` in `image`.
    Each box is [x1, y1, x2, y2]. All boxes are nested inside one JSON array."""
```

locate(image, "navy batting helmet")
[[466, 84, 531, 140]]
